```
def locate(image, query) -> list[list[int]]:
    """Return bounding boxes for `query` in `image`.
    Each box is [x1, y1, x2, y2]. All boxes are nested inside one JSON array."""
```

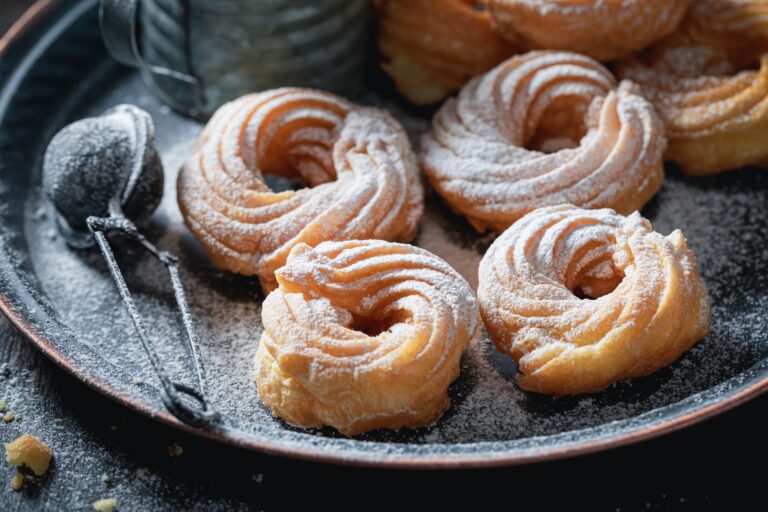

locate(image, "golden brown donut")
[[420, 51, 666, 233], [375, 0, 517, 105], [615, 0, 768, 175], [477, 204, 711, 396], [177, 88, 424, 292], [254, 239, 479, 435], [617, 45, 768, 175], [671, 0, 768, 69], [486, 0, 689, 61]]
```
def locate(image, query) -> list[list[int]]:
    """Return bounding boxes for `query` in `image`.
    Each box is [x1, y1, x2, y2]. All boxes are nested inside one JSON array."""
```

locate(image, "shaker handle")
[[99, 0, 142, 69], [99, 0, 201, 108]]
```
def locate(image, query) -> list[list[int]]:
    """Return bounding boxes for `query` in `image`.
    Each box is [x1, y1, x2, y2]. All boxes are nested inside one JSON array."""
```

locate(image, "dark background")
[[1, 2, 765, 510]]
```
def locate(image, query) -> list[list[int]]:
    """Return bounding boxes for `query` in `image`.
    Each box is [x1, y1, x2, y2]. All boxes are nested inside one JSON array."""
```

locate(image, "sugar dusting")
[[419, 52, 666, 233], [486, 0, 688, 62], [476, 205, 711, 395], [19, 72, 768, 457], [176, 88, 424, 292], [255, 240, 479, 435]]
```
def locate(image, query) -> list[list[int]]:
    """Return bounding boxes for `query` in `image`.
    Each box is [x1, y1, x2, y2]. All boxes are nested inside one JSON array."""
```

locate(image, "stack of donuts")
[[172, 0, 768, 436]]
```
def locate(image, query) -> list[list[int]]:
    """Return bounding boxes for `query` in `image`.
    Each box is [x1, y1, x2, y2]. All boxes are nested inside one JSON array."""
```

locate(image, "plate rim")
[[1, 0, 767, 469]]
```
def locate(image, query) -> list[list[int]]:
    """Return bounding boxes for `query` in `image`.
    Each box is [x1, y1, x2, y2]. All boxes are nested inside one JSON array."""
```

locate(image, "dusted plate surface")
[[1, 0, 767, 467]]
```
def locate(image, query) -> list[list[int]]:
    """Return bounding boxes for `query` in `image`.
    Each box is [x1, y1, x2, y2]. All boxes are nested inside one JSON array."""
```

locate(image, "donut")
[[254, 239, 479, 435], [177, 88, 424, 293], [486, 0, 689, 61], [614, 1, 768, 175], [477, 204, 711, 396], [375, 0, 516, 105], [420, 51, 666, 233], [670, 0, 768, 69], [617, 45, 768, 176]]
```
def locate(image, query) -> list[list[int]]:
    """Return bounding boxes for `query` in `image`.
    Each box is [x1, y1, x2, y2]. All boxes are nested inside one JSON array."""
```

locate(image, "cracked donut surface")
[[477, 205, 711, 396], [177, 88, 424, 292], [254, 240, 479, 435], [420, 51, 666, 233]]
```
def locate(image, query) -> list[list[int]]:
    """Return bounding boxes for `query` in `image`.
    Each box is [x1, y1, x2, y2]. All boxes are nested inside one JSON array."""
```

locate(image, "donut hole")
[[263, 174, 309, 193], [524, 97, 591, 153], [256, 116, 340, 189], [568, 258, 625, 300], [733, 55, 762, 73], [261, 153, 337, 191], [349, 310, 409, 337]]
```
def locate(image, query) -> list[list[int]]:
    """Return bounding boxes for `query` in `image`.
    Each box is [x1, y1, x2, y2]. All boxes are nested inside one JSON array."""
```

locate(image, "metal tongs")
[[42, 104, 218, 427]]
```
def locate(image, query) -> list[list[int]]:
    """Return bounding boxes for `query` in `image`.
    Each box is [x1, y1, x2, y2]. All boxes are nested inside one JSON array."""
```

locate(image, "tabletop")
[[1, 2, 765, 510]]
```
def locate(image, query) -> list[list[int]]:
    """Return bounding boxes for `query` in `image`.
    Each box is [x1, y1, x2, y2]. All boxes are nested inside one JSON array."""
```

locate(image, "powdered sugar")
[[617, 45, 768, 138], [477, 205, 711, 394], [420, 52, 665, 233], [15, 70, 768, 460], [177, 88, 424, 293], [255, 240, 478, 435], [486, 0, 688, 61]]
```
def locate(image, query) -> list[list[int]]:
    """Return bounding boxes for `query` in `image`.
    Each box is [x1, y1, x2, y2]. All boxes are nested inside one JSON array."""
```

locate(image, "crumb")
[[135, 468, 147, 480], [100, 472, 111, 484], [109, 425, 118, 431], [131, 377, 143, 385], [167, 442, 183, 457], [3, 413, 14, 423], [10, 471, 24, 491], [5, 434, 52, 476], [253, 473, 263, 484], [0, 399, 5, 412], [53, 418, 63, 424], [92, 498, 118, 512]]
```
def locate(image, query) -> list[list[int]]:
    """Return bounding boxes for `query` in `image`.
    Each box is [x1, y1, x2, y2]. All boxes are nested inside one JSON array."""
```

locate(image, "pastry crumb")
[[92, 497, 117, 512], [53, 418, 63, 424], [10, 471, 24, 491], [0, 399, 5, 412], [100, 472, 110, 484], [135, 468, 147, 480], [167, 442, 183, 457], [5, 433, 53, 476], [3, 412, 14, 423]]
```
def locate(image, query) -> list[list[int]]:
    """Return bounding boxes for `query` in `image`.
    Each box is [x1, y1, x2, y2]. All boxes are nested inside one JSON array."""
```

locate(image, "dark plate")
[[1, 0, 767, 468]]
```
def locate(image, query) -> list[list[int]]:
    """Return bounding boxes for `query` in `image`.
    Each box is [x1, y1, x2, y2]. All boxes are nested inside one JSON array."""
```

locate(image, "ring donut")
[[254, 239, 479, 435], [177, 88, 424, 292], [486, 0, 689, 61], [375, 0, 516, 105], [616, 1, 768, 175], [670, 0, 768, 70], [477, 204, 711, 396], [420, 51, 666, 233]]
